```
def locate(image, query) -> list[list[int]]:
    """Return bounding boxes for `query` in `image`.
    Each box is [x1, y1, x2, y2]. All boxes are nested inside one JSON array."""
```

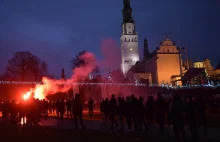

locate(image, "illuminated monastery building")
[[121, 0, 220, 86]]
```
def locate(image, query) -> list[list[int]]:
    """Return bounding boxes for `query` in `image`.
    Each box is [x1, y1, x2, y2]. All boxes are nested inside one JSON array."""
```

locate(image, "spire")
[[216, 61, 220, 69], [61, 68, 65, 79], [144, 37, 150, 58], [165, 33, 168, 40], [122, 0, 134, 23]]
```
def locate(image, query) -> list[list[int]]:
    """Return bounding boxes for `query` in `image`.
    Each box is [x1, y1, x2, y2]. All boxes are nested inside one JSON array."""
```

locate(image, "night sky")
[[0, 0, 219, 78]]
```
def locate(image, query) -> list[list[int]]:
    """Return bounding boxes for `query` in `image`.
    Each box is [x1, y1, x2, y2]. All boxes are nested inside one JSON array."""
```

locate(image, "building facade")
[[143, 36, 183, 86], [121, 0, 139, 75]]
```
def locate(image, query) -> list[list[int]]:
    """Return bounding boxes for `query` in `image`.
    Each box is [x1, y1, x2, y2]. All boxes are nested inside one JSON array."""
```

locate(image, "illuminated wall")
[[134, 72, 152, 84], [194, 61, 204, 68], [155, 37, 181, 85], [121, 23, 139, 75], [144, 55, 158, 84], [157, 54, 181, 85]]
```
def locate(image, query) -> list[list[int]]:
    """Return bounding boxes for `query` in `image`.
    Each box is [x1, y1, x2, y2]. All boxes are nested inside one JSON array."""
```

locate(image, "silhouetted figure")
[[125, 96, 132, 130], [26, 98, 36, 125], [36, 99, 41, 122], [48, 100, 52, 114], [66, 98, 72, 119], [2, 101, 10, 120], [145, 96, 155, 124], [197, 95, 207, 134], [211, 96, 218, 113], [165, 98, 171, 126], [52, 101, 56, 114], [137, 97, 148, 131], [131, 95, 139, 131], [100, 99, 105, 119], [59, 99, 66, 120], [88, 97, 94, 117], [170, 94, 186, 141], [9, 100, 17, 124], [103, 98, 109, 120], [42, 99, 48, 117], [117, 97, 125, 131], [19, 100, 26, 121], [72, 94, 85, 130], [109, 94, 119, 130], [56, 100, 60, 119], [155, 93, 166, 132], [186, 96, 199, 141]]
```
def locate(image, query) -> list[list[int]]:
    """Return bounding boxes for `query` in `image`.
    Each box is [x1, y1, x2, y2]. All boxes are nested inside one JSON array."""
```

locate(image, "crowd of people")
[[0, 92, 219, 141], [99, 93, 211, 141]]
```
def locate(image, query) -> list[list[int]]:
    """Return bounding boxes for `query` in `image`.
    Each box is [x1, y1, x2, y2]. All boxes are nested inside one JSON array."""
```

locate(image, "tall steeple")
[[120, 0, 139, 75], [61, 68, 65, 80], [122, 0, 134, 23], [144, 37, 150, 58]]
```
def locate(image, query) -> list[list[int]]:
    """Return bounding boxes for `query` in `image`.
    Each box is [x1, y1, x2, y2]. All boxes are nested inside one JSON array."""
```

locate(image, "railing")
[[0, 81, 146, 86], [0, 81, 219, 88]]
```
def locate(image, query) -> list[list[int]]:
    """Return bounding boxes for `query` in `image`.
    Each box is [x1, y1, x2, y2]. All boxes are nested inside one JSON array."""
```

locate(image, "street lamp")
[[177, 46, 184, 78], [182, 47, 189, 70]]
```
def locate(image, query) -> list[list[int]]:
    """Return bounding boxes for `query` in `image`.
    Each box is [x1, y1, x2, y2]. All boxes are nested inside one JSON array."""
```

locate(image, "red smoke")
[[32, 52, 97, 99], [99, 38, 121, 72]]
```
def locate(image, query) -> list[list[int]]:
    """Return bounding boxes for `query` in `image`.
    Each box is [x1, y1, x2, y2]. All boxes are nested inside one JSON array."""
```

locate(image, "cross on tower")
[[165, 33, 168, 39]]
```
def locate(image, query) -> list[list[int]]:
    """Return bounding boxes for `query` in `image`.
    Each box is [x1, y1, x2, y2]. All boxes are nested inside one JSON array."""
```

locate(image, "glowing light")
[[34, 85, 45, 100], [89, 74, 93, 80], [21, 118, 23, 125], [23, 91, 31, 100], [130, 48, 133, 51], [21, 117, 27, 125]]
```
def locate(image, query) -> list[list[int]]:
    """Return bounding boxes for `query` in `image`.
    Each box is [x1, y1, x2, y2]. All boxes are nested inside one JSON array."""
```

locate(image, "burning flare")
[[23, 91, 31, 100], [23, 52, 97, 100]]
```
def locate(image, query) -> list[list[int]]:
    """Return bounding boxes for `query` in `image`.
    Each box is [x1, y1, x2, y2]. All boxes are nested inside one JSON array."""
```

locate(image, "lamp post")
[[177, 47, 184, 78], [183, 47, 189, 70]]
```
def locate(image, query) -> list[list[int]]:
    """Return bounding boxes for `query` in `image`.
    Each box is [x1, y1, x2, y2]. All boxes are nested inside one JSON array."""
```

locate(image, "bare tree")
[[5, 52, 48, 81], [71, 50, 100, 74], [71, 50, 87, 70]]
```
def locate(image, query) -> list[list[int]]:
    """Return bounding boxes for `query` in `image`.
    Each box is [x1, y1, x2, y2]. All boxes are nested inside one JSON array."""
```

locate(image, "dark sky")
[[0, 0, 219, 78]]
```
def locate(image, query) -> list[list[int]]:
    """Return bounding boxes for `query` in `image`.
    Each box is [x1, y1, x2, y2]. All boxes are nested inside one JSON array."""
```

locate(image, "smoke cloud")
[[33, 52, 97, 99], [99, 38, 121, 73], [28, 38, 147, 101]]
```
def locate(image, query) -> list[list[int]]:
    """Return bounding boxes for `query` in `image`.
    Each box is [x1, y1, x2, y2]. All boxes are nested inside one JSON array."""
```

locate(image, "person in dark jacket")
[[155, 93, 166, 132], [186, 96, 199, 140], [137, 97, 148, 131], [197, 95, 207, 134], [100, 99, 105, 119], [59, 99, 66, 120], [145, 96, 155, 124], [72, 94, 85, 130], [66, 98, 72, 119], [109, 94, 119, 130], [88, 97, 94, 117], [125, 96, 132, 130], [170, 93, 187, 141], [117, 97, 125, 131]]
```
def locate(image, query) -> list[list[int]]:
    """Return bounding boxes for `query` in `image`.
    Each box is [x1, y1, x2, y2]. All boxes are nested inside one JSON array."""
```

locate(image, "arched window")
[[167, 49, 170, 53]]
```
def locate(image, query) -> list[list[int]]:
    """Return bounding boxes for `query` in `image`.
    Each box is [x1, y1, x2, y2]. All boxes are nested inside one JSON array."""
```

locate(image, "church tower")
[[121, 0, 139, 75], [61, 68, 65, 80], [144, 37, 150, 58]]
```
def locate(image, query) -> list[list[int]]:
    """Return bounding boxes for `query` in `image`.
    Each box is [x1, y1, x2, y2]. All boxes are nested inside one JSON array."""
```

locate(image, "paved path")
[[39, 118, 220, 140]]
